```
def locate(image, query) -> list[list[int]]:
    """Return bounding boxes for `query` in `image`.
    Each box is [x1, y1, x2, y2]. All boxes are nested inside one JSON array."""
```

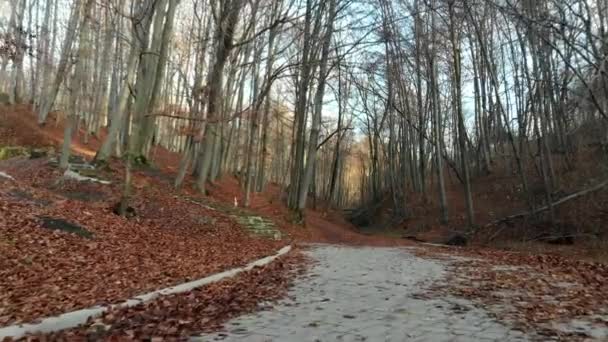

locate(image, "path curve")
[[197, 244, 529, 341]]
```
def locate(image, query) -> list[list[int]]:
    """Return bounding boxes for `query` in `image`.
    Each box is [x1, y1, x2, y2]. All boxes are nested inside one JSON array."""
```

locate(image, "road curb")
[[0, 245, 292, 339]]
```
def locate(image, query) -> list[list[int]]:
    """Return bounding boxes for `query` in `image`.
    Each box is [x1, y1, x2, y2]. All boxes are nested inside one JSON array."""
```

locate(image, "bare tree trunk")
[[91, 6, 113, 136], [27, 0, 37, 104], [244, 39, 264, 207], [94, 35, 138, 164], [129, 0, 167, 160], [38, 0, 83, 125], [328, 54, 346, 206], [429, 11, 448, 224], [118, 0, 156, 212], [196, 0, 244, 193], [256, 0, 281, 192], [449, 1, 474, 227], [414, 0, 426, 197], [140, 0, 180, 156], [11, 0, 27, 104], [288, 0, 323, 209], [36, 0, 53, 111], [296, 0, 337, 217], [59, 0, 95, 169]]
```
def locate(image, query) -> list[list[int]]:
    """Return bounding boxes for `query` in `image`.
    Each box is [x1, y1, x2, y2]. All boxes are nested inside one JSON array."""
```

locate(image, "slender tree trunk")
[[414, 0, 426, 197], [288, 0, 323, 209], [91, 6, 113, 136], [59, 0, 95, 169], [449, 1, 474, 227], [244, 41, 264, 207], [94, 36, 138, 164], [38, 0, 83, 125], [296, 0, 337, 216], [196, 0, 244, 193], [429, 21, 448, 225], [328, 57, 345, 206], [256, 0, 281, 192], [11, 0, 27, 104]]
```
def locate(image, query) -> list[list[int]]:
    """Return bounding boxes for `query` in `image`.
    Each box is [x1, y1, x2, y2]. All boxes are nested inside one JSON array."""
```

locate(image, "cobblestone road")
[[196, 244, 529, 341]]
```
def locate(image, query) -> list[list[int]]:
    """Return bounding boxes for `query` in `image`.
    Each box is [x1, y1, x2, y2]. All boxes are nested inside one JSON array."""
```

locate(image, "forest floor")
[[0, 112, 288, 327], [0, 104, 607, 340]]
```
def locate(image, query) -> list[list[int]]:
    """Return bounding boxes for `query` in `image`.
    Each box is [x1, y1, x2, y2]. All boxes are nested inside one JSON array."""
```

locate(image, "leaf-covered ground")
[[0, 156, 285, 326], [27, 250, 309, 341], [416, 246, 608, 340]]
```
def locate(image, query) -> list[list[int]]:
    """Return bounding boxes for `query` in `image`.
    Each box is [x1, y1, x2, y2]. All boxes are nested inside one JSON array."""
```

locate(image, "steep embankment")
[[0, 105, 288, 326]]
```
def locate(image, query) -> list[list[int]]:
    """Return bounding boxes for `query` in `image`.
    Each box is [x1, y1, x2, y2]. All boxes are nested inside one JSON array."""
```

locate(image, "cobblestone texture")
[[195, 244, 529, 341]]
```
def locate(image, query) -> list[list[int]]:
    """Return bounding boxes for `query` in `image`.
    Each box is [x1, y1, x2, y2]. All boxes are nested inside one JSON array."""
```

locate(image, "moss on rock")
[[0, 146, 28, 160]]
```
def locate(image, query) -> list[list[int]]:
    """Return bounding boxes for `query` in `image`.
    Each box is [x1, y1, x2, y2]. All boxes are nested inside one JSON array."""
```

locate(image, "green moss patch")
[[0, 146, 28, 160], [186, 196, 282, 240]]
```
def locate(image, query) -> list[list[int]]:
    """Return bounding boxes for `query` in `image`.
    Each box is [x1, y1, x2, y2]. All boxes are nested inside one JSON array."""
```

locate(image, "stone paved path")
[[195, 244, 529, 341]]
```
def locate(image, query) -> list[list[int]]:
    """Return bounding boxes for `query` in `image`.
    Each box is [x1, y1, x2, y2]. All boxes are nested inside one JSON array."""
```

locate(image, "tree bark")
[[38, 0, 83, 125], [296, 0, 338, 217], [59, 0, 95, 169]]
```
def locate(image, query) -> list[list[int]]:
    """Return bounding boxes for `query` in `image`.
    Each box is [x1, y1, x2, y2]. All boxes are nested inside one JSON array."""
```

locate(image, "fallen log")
[[486, 178, 608, 227]]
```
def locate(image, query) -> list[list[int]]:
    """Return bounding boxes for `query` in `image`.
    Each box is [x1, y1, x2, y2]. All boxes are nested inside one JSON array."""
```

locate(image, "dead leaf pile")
[[419, 246, 608, 340], [30, 251, 309, 341], [0, 158, 285, 326]]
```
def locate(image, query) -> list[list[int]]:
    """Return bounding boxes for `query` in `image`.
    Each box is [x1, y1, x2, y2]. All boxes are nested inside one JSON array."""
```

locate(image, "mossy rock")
[[133, 155, 149, 166], [52, 154, 88, 166], [185, 196, 283, 239], [67, 168, 111, 184], [29, 148, 48, 159], [76, 168, 101, 178], [29, 146, 55, 159], [91, 157, 119, 172], [67, 155, 87, 165], [0, 146, 28, 160], [234, 215, 282, 239], [0, 92, 10, 105], [50, 155, 98, 173]]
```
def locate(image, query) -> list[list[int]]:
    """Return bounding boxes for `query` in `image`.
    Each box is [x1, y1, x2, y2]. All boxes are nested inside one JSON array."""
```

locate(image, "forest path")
[[195, 244, 529, 342]]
